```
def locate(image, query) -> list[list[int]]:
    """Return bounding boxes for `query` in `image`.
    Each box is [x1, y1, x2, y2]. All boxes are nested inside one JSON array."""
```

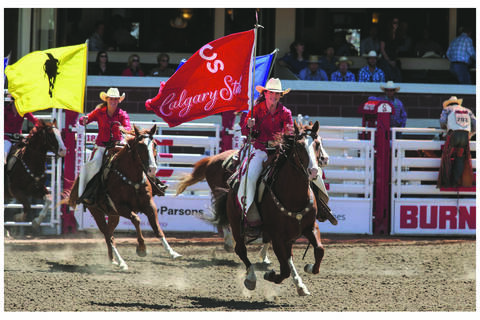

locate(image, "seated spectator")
[[121, 54, 145, 76], [358, 51, 385, 82], [414, 28, 443, 58], [89, 51, 115, 76], [360, 25, 380, 55], [298, 55, 328, 81], [318, 45, 338, 78], [330, 56, 356, 81], [149, 53, 175, 77], [111, 14, 138, 51], [278, 40, 308, 76], [88, 21, 107, 51], [446, 26, 476, 84]]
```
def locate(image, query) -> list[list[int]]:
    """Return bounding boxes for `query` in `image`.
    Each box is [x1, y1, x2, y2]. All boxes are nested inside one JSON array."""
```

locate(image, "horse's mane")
[[269, 121, 305, 152], [26, 119, 48, 140]]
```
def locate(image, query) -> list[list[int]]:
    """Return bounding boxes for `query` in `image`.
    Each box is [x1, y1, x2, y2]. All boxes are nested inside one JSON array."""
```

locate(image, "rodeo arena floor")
[[2, 109, 478, 314]]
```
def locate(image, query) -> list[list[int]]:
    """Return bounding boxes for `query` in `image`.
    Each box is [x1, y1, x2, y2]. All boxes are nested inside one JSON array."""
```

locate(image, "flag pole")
[[82, 39, 89, 165], [242, 9, 263, 230]]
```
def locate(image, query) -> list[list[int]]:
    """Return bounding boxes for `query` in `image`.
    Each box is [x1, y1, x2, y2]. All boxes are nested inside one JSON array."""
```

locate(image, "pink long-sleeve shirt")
[[4, 103, 39, 141], [80, 106, 131, 147], [241, 101, 293, 151]]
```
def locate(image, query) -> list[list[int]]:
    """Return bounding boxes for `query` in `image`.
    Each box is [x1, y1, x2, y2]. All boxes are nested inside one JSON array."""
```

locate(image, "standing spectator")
[[149, 53, 175, 77], [379, 81, 407, 128], [414, 28, 443, 58], [334, 31, 358, 57], [397, 21, 413, 57], [358, 51, 385, 82], [318, 45, 338, 78], [378, 17, 402, 82], [298, 55, 328, 81], [121, 54, 144, 77], [330, 56, 356, 81], [437, 96, 476, 187], [360, 25, 380, 55], [278, 40, 308, 76], [111, 15, 137, 51], [88, 21, 107, 51], [89, 51, 115, 76], [446, 26, 476, 84]]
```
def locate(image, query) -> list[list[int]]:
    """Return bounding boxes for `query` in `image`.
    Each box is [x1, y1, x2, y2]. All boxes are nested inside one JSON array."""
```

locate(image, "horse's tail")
[[175, 156, 211, 195], [211, 187, 230, 228], [60, 177, 79, 209]]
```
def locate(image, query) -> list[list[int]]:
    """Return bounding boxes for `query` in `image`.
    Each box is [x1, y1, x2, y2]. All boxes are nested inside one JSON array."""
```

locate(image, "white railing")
[[390, 127, 476, 236]]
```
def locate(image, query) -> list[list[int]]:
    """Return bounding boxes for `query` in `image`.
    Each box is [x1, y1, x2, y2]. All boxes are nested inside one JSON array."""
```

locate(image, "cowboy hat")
[[363, 50, 379, 58], [336, 56, 352, 66], [443, 96, 463, 109], [306, 55, 321, 63], [100, 88, 126, 102], [256, 78, 291, 96], [380, 81, 400, 92]]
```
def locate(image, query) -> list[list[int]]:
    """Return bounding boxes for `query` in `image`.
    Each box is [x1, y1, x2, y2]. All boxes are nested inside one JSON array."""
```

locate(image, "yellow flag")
[[5, 43, 87, 116]]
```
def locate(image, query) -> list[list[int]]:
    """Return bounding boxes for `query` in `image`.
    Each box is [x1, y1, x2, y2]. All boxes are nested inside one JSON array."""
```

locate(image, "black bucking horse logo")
[[44, 53, 59, 98]]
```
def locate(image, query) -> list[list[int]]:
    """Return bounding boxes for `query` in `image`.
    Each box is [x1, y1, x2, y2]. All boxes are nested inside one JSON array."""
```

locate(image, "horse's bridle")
[[288, 132, 311, 179]]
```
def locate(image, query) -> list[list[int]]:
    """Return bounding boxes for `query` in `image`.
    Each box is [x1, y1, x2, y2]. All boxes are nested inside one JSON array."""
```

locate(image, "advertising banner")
[[391, 199, 476, 235], [78, 196, 216, 232], [319, 198, 372, 234]]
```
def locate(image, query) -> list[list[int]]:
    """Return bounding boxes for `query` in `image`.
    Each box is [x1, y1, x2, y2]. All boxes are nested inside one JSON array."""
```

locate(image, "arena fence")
[[390, 128, 476, 236], [3, 109, 64, 235]]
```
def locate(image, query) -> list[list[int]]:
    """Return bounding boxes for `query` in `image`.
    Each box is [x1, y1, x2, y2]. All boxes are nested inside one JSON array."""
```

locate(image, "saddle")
[[5, 137, 26, 173]]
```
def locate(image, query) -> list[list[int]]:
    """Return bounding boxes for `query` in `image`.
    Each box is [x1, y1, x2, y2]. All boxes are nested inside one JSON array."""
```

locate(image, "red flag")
[[145, 30, 255, 127]]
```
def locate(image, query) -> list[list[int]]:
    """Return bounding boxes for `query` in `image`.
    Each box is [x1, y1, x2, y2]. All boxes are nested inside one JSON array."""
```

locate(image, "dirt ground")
[[3, 232, 476, 312]]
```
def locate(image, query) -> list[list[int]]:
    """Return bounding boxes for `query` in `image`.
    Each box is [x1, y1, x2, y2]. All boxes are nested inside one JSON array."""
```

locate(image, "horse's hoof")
[[244, 278, 256, 290], [119, 263, 128, 271], [264, 270, 275, 282], [31, 218, 41, 230], [170, 251, 182, 259], [262, 257, 272, 265], [136, 249, 147, 257], [304, 264, 314, 274], [297, 286, 311, 296], [13, 213, 26, 222], [224, 243, 234, 253]]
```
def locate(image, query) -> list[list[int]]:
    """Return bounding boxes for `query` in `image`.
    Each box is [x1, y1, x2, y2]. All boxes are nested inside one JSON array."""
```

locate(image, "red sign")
[[400, 205, 476, 230], [146, 30, 255, 127]]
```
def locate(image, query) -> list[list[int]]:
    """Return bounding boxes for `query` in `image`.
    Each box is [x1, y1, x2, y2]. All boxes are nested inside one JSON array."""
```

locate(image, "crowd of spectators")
[[278, 21, 475, 85]]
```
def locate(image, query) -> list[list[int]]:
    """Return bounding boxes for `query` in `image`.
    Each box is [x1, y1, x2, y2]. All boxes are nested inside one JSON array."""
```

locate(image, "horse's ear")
[[134, 125, 140, 136], [312, 121, 319, 134], [294, 120, 300, 135], [149, 124, 157, 137], [52, 119, 57, 127]]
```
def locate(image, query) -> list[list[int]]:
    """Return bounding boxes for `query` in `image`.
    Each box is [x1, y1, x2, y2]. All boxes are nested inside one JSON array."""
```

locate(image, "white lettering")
[[199, 44, 216, 61]]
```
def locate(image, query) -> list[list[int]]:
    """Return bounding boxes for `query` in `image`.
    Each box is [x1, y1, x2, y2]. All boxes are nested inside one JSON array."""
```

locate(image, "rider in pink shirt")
[[4, 92, 39, 163], [77, 88, 131, 204]]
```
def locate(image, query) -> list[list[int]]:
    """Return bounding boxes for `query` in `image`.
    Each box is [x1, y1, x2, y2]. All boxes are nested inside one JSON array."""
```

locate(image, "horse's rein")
[[289, 133, 311, 179]]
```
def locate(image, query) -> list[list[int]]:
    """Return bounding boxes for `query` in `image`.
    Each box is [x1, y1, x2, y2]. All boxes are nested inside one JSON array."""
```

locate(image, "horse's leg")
[[288, 256, 311, 296], [259, 241, 271, 265], [227, 194, 256, 290], [89, 207, 127, 270], [129, 212, 147, 257], [264, 238, 291, 285], [32, 194, 52, 230], [144, 199, 181, 259], [303, 223, 325, 275], [13, 195, 29, 222], [223, 225, 234, 253]]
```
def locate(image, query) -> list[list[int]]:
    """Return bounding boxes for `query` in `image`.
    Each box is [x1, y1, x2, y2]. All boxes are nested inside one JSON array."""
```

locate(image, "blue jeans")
[[450, 62, 471, 84]]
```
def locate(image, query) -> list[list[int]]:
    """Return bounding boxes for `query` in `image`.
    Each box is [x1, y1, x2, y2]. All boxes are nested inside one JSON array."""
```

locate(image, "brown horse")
[[4, 119, 67, 229], [211, 121, 324, 296], [176, 121, 328, 262], [64, 125, 180, 270]]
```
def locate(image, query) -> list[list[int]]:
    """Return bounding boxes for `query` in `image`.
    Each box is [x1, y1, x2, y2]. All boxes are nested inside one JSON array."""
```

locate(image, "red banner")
[[145, 30, 255, 127]]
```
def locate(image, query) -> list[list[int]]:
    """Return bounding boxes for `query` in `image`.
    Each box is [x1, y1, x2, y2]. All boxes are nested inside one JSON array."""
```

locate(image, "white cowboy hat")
[[256, 78, 291, 96], [100, 88, 125, 102], [363, 50, 379, 58], [336, 56, 353, 66], [380, 81, 400, 92], [443, 96, 463, 109], [306, 55, 321, 63]]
